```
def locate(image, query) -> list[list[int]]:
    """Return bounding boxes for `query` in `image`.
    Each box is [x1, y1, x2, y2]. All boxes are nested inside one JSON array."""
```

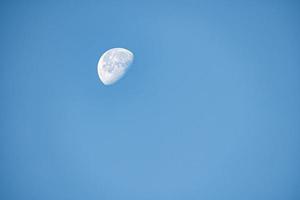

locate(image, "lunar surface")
[[97, 48, 134, 85]]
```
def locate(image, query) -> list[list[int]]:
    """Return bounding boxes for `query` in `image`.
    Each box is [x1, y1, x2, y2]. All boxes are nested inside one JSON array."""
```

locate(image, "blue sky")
[[1, 0, 300, 199]]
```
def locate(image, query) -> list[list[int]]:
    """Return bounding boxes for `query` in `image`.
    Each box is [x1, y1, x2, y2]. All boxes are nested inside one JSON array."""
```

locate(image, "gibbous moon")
[[97, 48, 134, 85]]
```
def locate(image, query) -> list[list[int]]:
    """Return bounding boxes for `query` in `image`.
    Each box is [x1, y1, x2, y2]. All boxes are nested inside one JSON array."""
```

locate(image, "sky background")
[[1, 0, 300, 199]]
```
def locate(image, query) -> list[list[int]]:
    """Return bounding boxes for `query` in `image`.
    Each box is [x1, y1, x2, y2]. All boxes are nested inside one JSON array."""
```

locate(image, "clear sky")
[[1, 0, 300, 199]]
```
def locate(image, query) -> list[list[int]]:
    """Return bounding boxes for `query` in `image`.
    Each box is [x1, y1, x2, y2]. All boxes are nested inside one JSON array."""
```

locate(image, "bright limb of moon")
[[97, 48, 134, 85]]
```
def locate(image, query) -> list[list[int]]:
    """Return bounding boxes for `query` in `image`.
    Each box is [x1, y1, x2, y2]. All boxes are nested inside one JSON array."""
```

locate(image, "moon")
[[97, 48, 134, 85]]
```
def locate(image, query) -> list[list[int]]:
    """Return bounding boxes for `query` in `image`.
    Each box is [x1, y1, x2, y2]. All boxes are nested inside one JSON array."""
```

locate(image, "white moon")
[[97, 48, 134, 85]]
